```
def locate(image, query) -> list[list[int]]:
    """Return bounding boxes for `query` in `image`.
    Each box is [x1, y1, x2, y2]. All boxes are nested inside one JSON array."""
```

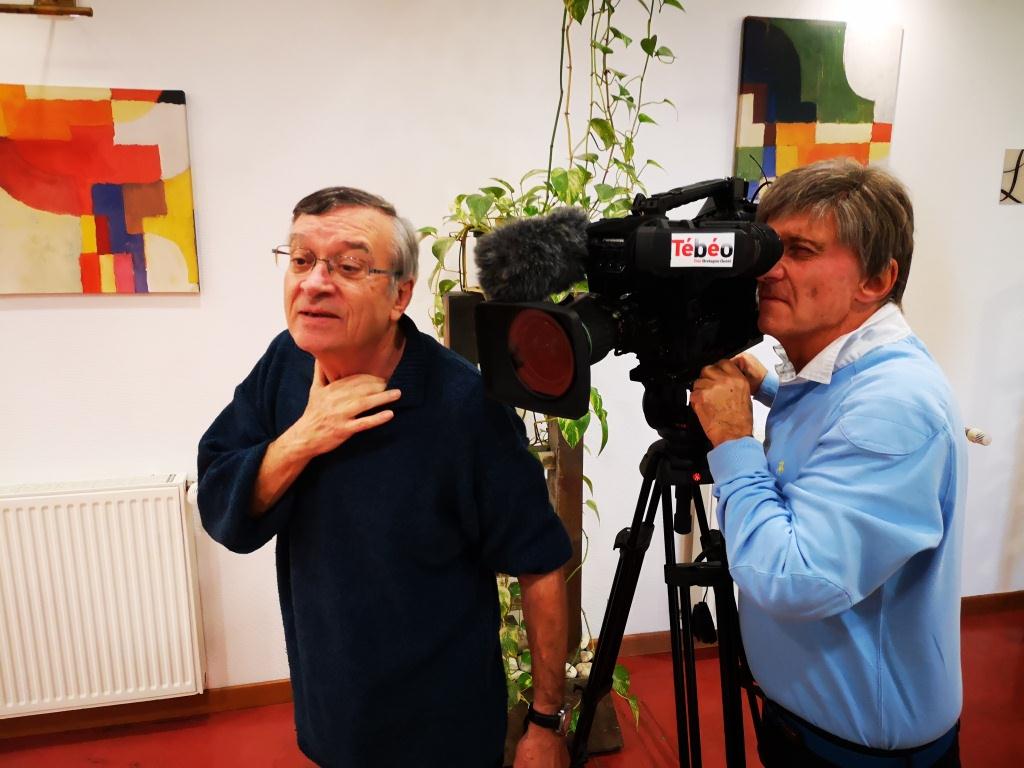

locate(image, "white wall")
[[1, 0, 1020, 689]]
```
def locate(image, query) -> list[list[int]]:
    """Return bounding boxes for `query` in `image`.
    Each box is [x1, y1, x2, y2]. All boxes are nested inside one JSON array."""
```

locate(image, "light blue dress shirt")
[[708, 304, 967, 749]]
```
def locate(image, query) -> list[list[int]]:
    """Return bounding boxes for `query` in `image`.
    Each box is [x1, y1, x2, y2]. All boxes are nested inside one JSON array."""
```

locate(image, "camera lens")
[[508, 309, 575, 398]]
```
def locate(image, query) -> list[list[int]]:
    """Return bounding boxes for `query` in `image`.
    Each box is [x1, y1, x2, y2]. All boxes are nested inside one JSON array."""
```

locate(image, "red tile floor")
[[1, 608, 1021, 767]]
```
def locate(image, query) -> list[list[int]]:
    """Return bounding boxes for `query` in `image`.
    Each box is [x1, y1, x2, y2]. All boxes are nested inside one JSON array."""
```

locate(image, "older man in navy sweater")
[[691, 160, 965, 767], [198, 187, 572, 767]]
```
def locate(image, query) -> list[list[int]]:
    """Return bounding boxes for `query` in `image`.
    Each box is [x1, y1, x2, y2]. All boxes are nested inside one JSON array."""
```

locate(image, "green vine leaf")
[[497, 583, 512, 617], [566, 0, 589, 23], [637, 112, 657, 125], [437, 279, 457, 295], [640, 35, 658, 56], [623, 136, 635, 163], [567, 166, 589, 201], [590, 387, 609, 453], [465, 193, 494, 223], [549, 167, 570, 202], [558, 412, 591, 449], [609, 26, 632, 46], [663, 0, 685, 10], [626, 693, 640, 725], [431, 237, 456, 263], [612, 663, 631, 697], [589, 118, 616, 149], [604, 198, 633, 217], [500, 625, 521, 657], [592, 40, 614, 55]]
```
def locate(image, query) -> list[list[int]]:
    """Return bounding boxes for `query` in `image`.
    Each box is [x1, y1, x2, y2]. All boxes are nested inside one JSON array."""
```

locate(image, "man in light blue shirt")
[[691, 159, 965, 767]]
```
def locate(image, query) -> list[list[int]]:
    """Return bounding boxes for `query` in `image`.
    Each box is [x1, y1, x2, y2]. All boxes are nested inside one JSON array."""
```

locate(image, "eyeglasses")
[[272, 245, 402, 282]]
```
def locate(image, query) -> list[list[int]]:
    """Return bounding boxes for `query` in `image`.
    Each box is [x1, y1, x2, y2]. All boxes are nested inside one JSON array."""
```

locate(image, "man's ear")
[[858, 258, 898, 305], [390, 279, 415, 320]]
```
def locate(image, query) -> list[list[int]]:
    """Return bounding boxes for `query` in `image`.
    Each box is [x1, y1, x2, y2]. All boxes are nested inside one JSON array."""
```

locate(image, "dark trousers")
[[757, 702, 960, 768]]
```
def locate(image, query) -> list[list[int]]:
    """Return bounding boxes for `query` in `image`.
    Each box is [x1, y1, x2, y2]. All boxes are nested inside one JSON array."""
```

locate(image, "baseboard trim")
[[618, 630, 717, 659], [618, 591, 1024, 656], [4, 591, 1020, 742], [0, 679, 293, 742], [961, 589, 1024, 615]]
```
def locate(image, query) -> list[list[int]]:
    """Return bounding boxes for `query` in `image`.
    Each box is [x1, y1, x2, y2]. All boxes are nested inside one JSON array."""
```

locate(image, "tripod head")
[[641, 377, 713, 485]]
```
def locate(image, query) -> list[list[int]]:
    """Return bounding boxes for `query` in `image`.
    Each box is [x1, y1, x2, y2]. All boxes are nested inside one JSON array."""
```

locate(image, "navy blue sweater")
[[198, 316, 572, 767]]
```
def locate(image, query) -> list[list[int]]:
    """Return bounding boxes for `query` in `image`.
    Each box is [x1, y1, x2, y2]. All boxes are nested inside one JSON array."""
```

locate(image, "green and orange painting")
[[734, 17, 904, 197]]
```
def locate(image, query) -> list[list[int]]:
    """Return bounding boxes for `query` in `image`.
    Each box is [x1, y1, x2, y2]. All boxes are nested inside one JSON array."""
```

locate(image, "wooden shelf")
[[0, 2, 93, 16]]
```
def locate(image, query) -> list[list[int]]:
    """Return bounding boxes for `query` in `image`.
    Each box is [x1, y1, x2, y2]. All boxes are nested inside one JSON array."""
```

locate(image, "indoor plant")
[[420, 0, 685, 738]]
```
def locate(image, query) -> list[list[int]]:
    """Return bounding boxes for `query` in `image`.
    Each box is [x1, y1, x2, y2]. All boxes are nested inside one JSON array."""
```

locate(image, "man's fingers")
[[348, 410, 395, 433], [323, 375, 392, 403], [329, 389, 402, 422], [328, 373, 388, 389], [356, 389, 401, 412], [310, 360, 328, 391]]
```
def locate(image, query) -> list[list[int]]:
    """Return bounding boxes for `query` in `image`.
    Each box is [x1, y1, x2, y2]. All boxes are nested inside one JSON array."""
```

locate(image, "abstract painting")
[[734, 17, 904, 197], [0, 84, 198, 295], [1001, 149, 1023, 205]]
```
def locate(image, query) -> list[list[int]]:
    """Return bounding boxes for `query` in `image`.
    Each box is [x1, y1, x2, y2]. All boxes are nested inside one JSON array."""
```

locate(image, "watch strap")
[[525, 703, 569, 735]]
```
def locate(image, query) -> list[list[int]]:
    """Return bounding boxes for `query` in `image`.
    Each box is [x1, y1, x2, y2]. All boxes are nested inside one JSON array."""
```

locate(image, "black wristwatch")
[[524, 703, 571, 736]]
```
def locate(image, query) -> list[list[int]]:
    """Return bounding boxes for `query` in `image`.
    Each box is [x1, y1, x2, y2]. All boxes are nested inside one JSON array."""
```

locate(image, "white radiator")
[[0, 473, 205, 718]]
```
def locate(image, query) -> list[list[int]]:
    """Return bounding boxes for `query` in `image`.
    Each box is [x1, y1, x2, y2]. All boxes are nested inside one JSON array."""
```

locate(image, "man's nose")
[[301, 260, 335, 291], [758, 257, 785, 282]]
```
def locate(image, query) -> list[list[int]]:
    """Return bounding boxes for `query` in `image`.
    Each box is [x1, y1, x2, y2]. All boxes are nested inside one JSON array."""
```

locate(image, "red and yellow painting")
[[0, 84, 198, 294]]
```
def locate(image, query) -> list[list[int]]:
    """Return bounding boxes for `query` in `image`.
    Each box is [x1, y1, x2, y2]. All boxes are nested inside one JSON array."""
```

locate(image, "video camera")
[[473, 177, 783, 425]]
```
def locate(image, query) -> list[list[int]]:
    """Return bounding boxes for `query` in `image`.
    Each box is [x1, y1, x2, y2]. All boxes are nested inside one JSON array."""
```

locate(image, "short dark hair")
[[291, 187, 419, 284], [756, 158, 914, 306]]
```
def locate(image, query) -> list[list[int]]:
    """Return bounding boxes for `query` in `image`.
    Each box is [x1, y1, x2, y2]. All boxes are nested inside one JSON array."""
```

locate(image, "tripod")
[[569, 400, 758, 768]]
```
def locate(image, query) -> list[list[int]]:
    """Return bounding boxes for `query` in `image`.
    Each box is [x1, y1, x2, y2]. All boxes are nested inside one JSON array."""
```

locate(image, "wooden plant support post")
[[442, 294, 623, 764]]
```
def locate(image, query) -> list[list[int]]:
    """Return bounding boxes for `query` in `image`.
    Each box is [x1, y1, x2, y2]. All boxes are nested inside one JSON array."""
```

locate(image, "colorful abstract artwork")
[[1001, 149, 1023, 205], [0, 84, 198, 295], [734, 17, 904, 197]]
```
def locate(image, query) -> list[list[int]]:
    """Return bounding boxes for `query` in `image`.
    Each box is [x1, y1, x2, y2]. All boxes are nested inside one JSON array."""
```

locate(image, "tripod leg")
[[663, 482, 700, 768], [693, 492, 746, 768], [570, 461, 663, 767]]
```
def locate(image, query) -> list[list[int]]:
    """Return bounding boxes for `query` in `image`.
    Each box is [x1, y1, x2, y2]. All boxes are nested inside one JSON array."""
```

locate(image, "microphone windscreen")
[[475, 207, 589, 302]]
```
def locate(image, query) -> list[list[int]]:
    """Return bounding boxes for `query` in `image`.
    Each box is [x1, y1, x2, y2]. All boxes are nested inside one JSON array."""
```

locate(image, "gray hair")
[[291, 187, 419, 288], [756, 158, 914, 306]]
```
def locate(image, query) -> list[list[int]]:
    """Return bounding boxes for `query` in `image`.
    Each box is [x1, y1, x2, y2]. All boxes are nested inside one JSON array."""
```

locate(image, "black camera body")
[[475, 178, 782, 421]]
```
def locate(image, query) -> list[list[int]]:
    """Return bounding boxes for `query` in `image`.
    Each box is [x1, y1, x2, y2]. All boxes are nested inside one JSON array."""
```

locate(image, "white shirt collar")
[[774, 303, 912, 386]]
